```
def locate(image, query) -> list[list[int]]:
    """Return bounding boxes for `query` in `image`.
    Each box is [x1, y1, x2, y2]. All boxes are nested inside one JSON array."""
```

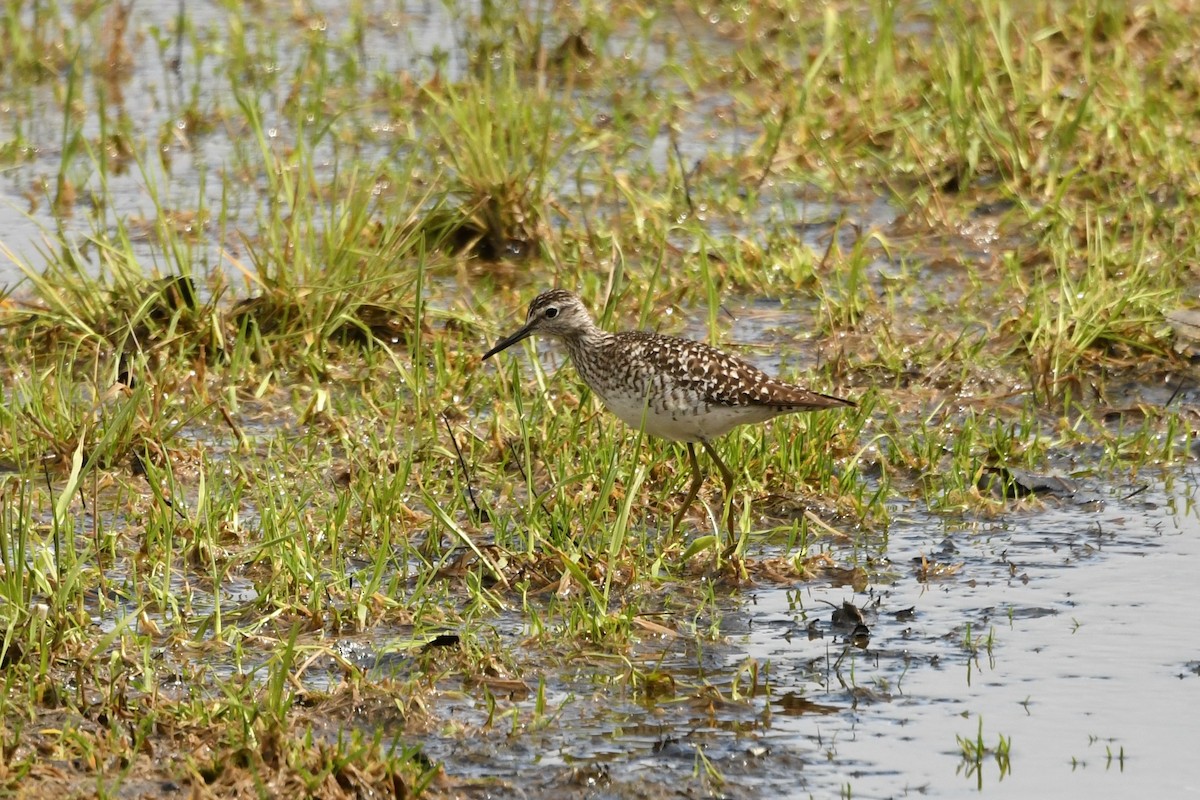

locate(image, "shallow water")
[[735, 482, 1200, 797], [0, 0, 894, 288], [364, 477, 1199, 798], [0, 0, 463, 286]]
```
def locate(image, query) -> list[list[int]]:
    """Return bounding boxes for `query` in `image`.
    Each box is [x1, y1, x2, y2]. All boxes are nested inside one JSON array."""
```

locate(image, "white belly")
[[594, 389, 775, 442]]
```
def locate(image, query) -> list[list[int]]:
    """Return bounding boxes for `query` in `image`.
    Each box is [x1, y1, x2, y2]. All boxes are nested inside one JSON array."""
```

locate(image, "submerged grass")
[[0, 0, 1196, 796]]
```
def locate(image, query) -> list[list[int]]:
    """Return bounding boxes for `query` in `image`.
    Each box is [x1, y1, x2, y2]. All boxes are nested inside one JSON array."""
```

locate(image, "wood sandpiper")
[[483, 289, 854, 536]]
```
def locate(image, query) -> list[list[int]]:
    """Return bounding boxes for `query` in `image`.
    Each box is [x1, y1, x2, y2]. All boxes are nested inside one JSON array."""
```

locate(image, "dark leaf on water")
[[775, 692, 840, 716], [980, 465, 1079, 499], [831, 601, 865, 628], [420, 634, 461, 652]]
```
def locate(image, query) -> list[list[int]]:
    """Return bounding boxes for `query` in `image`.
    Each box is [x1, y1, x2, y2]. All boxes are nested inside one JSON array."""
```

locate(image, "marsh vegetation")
[[0, 1, 1196, 797]]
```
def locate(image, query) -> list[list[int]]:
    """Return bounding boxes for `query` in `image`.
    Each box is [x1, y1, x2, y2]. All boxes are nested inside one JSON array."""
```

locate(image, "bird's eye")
[[544, 307, 559, 319]]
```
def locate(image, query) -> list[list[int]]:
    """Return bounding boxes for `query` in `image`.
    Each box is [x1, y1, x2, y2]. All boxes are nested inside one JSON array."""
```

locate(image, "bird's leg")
[[699, 440, 740, 554], [673, 442, 705, 533]]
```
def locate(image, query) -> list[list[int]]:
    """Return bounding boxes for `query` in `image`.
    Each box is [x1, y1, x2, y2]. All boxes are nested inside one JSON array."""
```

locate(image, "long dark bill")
[[482, 322, 536, 360]]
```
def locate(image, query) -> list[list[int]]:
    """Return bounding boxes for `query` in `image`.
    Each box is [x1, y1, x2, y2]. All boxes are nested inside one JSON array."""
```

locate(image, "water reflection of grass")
[[0, 0, 1194, 796], [957, 717, 1013, 790]]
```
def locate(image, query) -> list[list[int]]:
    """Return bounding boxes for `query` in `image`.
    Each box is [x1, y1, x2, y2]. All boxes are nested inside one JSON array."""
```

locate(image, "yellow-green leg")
[[699, 440, 744, 558], [699, 440, 735, 534], [674, 442, 705, 532], [675, 441, 741, 557]]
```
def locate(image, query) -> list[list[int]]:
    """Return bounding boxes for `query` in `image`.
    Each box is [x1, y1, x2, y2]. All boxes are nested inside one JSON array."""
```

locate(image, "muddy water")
[[375, 480, 1199, 798], [734, 483, 1200, 797]]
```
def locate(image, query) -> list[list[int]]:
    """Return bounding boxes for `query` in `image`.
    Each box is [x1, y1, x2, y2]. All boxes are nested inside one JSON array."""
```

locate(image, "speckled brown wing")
[[615, 332, 853, 411]]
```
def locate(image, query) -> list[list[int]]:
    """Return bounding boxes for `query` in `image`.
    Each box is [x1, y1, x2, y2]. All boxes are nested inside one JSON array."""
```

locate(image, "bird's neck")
[[560, 326, 614, 364]]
